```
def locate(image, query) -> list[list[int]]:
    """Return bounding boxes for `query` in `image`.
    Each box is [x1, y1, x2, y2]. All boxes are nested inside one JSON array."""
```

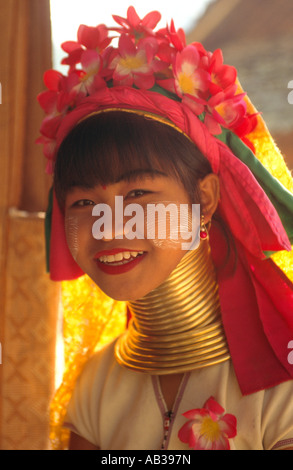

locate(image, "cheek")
[[144, 201, 200, 251], [65, 214, 93, 262], [65, 216, 80, 261]]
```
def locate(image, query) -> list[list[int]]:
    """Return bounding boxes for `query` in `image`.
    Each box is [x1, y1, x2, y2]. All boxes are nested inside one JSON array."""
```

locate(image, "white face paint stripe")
[[65, 216, 79, 261]]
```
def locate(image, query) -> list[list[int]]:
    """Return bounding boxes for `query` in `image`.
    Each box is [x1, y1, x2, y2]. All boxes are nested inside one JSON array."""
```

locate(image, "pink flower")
[[208, 49, 237, 94], [112, 6, 161, 42], [178, 396, 237, 450], [38, 70, 84, 120], [61, 24, 111, 68], [77, 24, 111, 50], [204, 85, 247, 134], [155, 20, 186, 66], [109, 34, 160, 89], [173, 46, 210, 98], [79, 50, 106, 94], [160, 19, 186, 52], [37, 69, 86, 172]]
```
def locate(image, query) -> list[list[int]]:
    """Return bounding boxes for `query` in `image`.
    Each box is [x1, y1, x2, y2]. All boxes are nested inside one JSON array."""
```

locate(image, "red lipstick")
[[94, 249, 146, 275]]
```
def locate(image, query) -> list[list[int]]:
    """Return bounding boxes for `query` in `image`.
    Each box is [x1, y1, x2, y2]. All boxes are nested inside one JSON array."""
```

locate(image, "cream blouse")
[[65, 338, 293, 450]]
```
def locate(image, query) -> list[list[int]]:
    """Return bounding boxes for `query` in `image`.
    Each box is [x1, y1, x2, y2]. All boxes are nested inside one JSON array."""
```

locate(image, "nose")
[[91, 197, 131, 242], [91, 197, 146, 242], [92, 202, 117, 241]]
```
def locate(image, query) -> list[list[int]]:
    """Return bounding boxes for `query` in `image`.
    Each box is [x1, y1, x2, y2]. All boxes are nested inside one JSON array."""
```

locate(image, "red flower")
[[37, 69, 86, 172], [178, 397, 237, 450], [79, 50, 106, 94], [155, 20, 186, 66], [109, 34, 161, 89], [173, 46, 210, 98], [164, 19, 186, 52], [61, 24, 111, 68], [39, 69, 85, 117], [208, 49, 237, 94], [205, 85, 247, 134], [112, 6, 161, 42]]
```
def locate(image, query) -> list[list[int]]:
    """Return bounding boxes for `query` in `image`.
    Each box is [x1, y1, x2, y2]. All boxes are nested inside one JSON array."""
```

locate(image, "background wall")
[[0, 0, 60, 450]]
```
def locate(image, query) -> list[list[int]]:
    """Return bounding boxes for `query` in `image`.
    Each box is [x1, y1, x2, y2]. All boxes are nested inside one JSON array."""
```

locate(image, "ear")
[[198, 174, 220, 223]]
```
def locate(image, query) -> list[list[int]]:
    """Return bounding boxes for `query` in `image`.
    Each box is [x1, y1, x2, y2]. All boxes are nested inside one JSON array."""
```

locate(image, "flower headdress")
[[37, 6, 293, 450], [37, 6, 258, 174]]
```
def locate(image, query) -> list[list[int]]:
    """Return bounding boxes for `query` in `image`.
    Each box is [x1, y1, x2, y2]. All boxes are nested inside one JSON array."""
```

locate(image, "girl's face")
[[64, 170, 198, 301]]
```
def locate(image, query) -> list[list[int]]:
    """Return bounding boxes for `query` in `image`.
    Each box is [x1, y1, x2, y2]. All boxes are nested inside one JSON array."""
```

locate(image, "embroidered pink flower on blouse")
[[178, 396, 237, 450]]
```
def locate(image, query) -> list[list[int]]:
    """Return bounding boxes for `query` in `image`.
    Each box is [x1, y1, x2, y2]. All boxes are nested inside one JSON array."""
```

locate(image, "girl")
[[38, 7, 293, 450]]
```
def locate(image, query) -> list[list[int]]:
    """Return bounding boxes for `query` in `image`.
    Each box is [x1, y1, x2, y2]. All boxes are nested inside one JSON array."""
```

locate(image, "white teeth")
[[98, 251, 144, 264]]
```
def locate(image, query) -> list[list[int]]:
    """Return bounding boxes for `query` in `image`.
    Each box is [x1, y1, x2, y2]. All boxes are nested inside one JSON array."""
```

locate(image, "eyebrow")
[[116, 168, 167, 183]]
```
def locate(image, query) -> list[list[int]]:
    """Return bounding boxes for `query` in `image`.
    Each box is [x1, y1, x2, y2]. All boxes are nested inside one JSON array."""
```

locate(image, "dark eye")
[[73, 199, 95, 207], [126, 189, 150, 199]]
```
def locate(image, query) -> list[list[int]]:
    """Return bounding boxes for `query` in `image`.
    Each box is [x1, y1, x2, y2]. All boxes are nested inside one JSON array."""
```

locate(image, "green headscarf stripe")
[[217, 128, 293, 244]]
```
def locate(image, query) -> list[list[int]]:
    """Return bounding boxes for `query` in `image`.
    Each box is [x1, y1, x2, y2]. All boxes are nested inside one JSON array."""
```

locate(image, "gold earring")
[[200, 215, 209, 240]]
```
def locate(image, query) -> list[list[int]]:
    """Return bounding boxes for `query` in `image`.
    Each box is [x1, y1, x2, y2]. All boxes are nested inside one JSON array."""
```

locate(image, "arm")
[[68, 431, 100, 450]]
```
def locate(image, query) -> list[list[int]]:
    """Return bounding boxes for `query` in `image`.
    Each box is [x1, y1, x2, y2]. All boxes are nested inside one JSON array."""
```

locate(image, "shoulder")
[[73, 338, 120, 393], [261, 379, 293, 449], [63, 337, 121, 446]]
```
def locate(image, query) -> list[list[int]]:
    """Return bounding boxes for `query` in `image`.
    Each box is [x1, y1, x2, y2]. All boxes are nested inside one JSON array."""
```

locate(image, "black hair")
[[54, 111, 212, 208]]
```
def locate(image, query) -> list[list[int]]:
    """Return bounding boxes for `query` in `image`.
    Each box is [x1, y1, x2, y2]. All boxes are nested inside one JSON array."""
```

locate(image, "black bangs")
[[54, 111, 212, 207]]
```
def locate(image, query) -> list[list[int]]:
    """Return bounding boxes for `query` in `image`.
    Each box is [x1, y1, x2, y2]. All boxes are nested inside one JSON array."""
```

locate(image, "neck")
[[115, 241, 230, 374]]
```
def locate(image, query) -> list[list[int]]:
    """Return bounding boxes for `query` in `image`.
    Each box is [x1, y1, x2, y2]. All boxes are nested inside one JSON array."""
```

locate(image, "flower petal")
[[43, 70, 63, 92], [141, 10, 161, 29], [127, 6, 141, 27], [133, 73, 155, 89], [119, 33, 136, 56], [204, 396, 225, 416], [220, 414, 237, 438], [81, 49, 101, 73], [178, 421, 193, 443]]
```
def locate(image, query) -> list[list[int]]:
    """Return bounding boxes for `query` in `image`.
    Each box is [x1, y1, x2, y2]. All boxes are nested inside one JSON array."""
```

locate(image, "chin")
[[90, 278, 149, 302]]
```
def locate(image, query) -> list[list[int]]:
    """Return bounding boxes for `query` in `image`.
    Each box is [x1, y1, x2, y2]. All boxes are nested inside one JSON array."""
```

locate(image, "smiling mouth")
[[98, 251, 145, 266], [94, 250, 146, 275]]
